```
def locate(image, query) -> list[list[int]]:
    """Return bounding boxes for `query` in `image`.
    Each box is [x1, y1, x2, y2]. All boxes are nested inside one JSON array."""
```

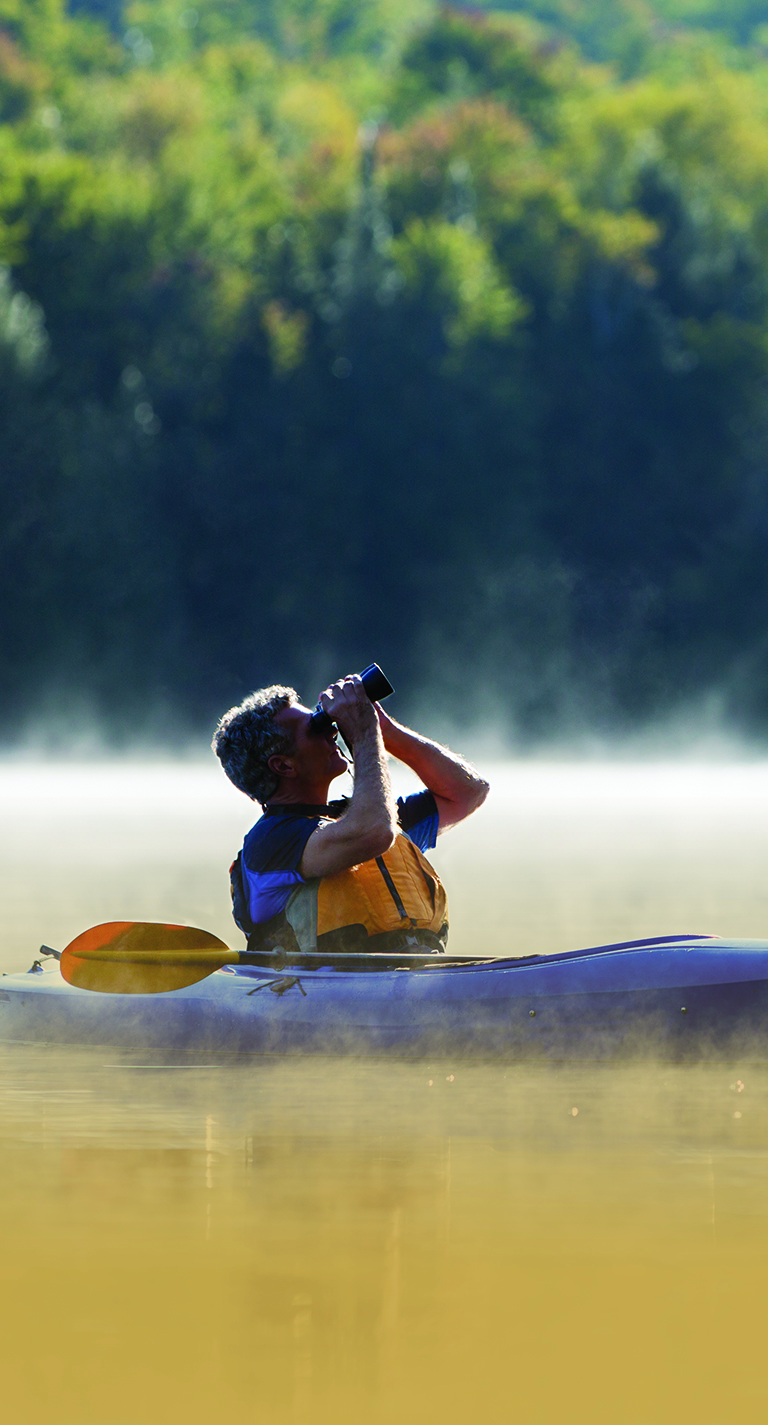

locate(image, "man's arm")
[[300, 679, 397, 878], [376, 708, 489, 833]]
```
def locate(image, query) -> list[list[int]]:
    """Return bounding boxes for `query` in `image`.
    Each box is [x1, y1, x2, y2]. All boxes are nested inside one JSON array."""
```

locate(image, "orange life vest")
[[273, 832, 448, 953]]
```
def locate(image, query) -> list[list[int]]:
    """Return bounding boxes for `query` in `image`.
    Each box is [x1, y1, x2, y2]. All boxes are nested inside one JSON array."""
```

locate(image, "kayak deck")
[[2, 934, 768, 1058]]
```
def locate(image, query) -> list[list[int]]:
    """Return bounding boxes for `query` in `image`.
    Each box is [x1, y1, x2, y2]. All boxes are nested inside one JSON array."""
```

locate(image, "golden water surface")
[[3, 760, 768, 1424]]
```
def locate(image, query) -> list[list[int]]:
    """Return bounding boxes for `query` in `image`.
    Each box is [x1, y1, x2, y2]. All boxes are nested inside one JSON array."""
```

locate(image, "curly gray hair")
[[211, 685, 299, 803]]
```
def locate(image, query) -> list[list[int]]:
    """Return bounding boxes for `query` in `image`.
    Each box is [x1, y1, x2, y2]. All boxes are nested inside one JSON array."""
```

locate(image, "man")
[[212, 675, 489, 955]]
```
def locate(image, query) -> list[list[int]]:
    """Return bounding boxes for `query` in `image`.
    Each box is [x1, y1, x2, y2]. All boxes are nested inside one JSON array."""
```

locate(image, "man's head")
[[212, 685, 348, 804]]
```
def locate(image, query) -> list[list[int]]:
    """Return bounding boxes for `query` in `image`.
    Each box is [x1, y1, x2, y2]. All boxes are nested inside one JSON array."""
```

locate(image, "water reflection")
[[2, 1048, 768, 1423], [3, 762, 768, 1422]]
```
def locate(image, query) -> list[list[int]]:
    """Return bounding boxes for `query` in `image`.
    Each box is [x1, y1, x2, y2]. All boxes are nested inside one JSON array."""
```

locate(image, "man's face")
[[271, 703, 348, 791]]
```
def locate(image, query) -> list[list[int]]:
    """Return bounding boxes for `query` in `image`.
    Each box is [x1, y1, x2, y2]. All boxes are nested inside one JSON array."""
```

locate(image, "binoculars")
[[308, 664, 395, 735]]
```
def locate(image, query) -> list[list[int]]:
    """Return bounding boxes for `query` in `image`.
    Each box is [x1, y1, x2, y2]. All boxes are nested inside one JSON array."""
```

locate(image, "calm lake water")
[[3, 759, 768, 1423]]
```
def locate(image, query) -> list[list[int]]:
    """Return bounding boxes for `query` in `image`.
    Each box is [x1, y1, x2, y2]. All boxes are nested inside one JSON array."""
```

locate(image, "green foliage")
[[4, 0, 768, 740], [481, 0, 768, 74], [120, 0, 434, 66], [392, 218, 524, 345], [392, 7, 565, 130]]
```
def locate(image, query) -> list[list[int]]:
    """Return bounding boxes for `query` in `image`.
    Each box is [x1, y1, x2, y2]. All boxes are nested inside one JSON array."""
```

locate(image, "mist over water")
[[5, 756, 768, 969], [4, 760, 768, 1423]]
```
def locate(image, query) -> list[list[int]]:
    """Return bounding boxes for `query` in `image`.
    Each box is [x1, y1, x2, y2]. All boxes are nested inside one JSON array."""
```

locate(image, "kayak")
[[3, 932, 768, 1058]]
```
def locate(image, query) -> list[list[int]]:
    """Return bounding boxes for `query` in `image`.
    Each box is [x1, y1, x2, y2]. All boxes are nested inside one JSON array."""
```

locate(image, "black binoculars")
[[308, 664, 394, 735]]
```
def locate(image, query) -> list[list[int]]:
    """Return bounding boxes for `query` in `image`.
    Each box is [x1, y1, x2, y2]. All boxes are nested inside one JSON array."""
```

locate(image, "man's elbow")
[[465, 776, 489, 814], [475, 776, 490, 808], [358, 817, 397, 861]]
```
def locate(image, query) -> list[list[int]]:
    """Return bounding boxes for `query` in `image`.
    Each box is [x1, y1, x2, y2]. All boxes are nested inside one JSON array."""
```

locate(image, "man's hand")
[[299, 678, 396, 879], [318, 675, 377, 747]]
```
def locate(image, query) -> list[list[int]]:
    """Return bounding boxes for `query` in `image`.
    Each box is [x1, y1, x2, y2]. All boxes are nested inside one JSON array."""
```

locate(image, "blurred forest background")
[[4, 0, 768, 747]]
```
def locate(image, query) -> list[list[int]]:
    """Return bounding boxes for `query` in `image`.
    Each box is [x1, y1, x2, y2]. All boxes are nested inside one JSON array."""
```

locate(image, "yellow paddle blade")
[[61, 922, 238, 994]]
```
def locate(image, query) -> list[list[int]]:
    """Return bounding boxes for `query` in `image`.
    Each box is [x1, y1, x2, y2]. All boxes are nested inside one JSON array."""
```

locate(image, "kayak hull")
[[3, 936, 768, 1059]]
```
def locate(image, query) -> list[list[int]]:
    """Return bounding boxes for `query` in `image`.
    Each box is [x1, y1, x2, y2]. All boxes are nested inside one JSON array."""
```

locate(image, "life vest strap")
[[375, 855, 416, 927]]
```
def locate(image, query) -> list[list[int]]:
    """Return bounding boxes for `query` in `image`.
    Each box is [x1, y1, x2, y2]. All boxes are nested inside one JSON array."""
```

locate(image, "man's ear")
[[268, 753, 296, 779]]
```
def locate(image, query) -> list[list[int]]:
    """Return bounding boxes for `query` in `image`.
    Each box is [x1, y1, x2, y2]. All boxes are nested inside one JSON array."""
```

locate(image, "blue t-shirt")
[[232, 790, 439, 934]]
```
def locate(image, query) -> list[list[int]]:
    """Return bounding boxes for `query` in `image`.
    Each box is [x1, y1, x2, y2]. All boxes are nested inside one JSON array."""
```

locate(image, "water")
[[3, 760, 768, 1423]]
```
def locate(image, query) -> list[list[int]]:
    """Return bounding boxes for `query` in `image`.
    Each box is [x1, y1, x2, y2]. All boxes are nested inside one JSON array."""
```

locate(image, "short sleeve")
[[238, 813, 322, 930], [243, 815, 319, 876], [397, 790, 439, 852]]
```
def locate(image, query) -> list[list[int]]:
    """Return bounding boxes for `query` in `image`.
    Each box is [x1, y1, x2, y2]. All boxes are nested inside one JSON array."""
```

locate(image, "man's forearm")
[[378, 711, 488, 810], [343, 722, 396, 838], [299, 685, 397, 878], [299, 721, 396, 879]]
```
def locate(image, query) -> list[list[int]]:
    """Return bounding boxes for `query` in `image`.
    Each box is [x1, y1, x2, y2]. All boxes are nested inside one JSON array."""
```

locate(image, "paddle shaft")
[[57, 921, 502, 994], [67, 946, 490, 972]]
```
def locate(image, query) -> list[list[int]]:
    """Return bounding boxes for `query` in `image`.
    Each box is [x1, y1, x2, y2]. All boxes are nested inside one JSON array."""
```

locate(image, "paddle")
[[60, 921, 239, 994], [57, 921, 489, 994]]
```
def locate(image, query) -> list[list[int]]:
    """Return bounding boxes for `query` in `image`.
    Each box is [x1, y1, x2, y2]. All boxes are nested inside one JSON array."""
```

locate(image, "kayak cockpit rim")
[[227, 932, 718, 974]]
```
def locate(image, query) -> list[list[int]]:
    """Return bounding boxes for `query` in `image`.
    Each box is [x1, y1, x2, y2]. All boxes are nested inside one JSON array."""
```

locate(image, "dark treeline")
[[4, 0, 768, 744]]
